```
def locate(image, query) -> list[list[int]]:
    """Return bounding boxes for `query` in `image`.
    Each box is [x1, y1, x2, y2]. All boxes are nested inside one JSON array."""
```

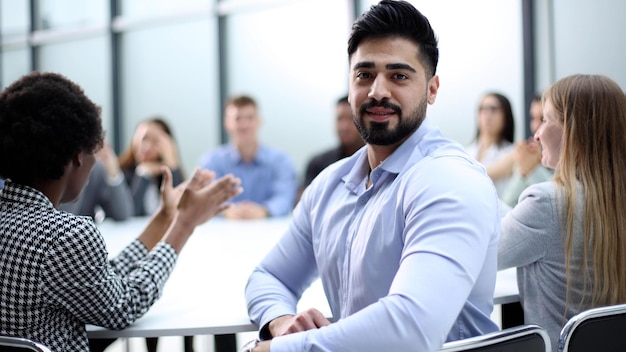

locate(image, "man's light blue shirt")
[[198, 144, 297, 216], [245, 118, 500, 352]]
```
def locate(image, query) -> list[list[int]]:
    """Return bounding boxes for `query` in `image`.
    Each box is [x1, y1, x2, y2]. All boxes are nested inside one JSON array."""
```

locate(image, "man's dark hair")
[[0, 71, 103, 184], [348, 0, 439, 77]]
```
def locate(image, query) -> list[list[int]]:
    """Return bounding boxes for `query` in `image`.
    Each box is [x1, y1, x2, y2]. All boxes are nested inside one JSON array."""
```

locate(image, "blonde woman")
[[498, 74, 626, 351]]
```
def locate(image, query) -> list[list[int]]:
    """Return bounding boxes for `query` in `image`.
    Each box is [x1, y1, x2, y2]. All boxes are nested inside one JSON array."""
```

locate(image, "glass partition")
[[1, 0, 29, 40], [36, 0, 108, 30], [120, 19, 220, 176], [1, 47, 30, 88], [225, 0, 352, 177], [38, 36, 112, 142]]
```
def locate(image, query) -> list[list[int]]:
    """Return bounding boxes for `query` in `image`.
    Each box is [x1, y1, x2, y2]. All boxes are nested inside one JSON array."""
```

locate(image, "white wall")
[[535, 0, 626, 90], [410, 0, 525, 145], [225, 0, 352, 179], [38, 36, 113, 143], [120, 18, 221, 176]]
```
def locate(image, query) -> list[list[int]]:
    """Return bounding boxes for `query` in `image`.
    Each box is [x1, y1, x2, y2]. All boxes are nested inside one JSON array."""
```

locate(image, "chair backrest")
[[438, 324, 551, 352], [0, 336, 52, 352], [558, 302, 626, 352]]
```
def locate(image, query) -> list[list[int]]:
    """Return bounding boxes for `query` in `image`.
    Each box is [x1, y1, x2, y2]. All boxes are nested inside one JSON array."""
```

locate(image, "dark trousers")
[[214, 334, 237, 352], [89, 336, 195, 352], [501, 302, 525, 328]]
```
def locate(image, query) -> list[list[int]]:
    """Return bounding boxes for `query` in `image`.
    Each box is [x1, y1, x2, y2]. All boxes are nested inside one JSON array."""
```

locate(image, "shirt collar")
[[0, 180, 55, 209], [342, 117, 436, 192], [380, 117, 433, 175]]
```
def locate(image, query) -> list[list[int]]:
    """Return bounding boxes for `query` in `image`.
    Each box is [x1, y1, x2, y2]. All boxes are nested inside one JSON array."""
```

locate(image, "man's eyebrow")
[[386, 63, 416, 72], [352, 62, 417, 73], [353, 62, 375, 70]]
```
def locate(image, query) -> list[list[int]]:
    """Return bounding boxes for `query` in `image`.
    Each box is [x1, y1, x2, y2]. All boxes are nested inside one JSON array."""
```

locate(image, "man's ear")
[[427, 75, 440, 105]]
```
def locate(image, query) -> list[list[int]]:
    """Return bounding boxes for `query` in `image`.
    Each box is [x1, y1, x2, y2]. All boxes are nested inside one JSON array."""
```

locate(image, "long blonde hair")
[[548, 74, 626, 308]]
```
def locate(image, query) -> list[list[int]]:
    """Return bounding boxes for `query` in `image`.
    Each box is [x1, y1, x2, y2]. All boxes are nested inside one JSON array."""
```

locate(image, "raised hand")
[[159, 170, 242, 252], [158, 167, 216, 219], [96, 143, 122, 179], [139, 168, 231, 251], [176, 172, 242, 228], [155, 128, 179, 169], [222, 201, 269, 220], [514, 140, 542, 177]]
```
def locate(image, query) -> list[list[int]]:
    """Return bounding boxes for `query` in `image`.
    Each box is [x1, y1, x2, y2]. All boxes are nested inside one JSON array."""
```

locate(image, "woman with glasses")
[[465, 92, 516, 196]]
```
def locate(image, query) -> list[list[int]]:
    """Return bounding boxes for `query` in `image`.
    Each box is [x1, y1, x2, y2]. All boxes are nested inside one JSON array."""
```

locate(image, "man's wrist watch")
[[241, 338, 259, 352]]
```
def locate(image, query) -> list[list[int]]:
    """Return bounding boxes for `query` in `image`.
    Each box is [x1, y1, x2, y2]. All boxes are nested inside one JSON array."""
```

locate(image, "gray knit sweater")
[[498, 181, 592, 351]]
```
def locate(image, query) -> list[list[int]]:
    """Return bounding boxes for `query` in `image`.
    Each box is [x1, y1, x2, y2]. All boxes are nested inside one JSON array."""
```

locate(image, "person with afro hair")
[[0, 71, 241, 351]]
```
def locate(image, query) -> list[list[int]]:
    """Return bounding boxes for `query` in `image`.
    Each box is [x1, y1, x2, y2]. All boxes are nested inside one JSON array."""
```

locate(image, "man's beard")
[[354, 96, 427, 146]]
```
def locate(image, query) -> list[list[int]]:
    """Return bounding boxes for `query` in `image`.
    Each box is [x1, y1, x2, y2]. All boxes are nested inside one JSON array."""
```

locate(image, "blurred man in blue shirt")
[[198, 95, 297, 219]]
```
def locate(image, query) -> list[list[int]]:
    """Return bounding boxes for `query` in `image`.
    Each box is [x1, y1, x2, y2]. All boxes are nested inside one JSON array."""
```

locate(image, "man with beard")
[[242, 1, 500, 351]]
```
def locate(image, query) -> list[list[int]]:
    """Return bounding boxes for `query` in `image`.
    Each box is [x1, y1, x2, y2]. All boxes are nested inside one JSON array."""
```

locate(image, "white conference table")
[[86, 216, 519, 338]]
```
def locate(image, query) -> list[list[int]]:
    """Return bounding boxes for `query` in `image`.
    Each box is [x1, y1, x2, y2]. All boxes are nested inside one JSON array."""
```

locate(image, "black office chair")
[[558, 302, 626, 352], [438, 324, 551, 352], [0, 336, 51, 352]]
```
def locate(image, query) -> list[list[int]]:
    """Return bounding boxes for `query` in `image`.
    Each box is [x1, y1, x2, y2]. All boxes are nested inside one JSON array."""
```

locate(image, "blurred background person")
[[119, 117, 184, 217], [465, 92, 516, 196], [301, 95, 364, 194], [198, 95, 297, 220], [500, 93, 553, 207], [60, 143, 134, 222]]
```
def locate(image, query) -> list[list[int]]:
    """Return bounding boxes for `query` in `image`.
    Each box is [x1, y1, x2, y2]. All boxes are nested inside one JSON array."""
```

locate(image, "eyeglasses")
[[478, 105, 501, 113]]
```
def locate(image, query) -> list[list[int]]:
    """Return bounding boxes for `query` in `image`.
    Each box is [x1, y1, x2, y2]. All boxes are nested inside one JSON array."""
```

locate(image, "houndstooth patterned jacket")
[[0, 181, 177, 351]]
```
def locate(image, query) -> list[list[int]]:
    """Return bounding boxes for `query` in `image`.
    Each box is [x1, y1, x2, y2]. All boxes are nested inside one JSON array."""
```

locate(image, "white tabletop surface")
[[86, 216, 518, 338]]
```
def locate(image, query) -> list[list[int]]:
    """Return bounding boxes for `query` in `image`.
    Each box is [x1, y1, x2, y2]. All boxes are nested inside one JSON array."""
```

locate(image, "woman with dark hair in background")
[[465, 92, 516, 196]]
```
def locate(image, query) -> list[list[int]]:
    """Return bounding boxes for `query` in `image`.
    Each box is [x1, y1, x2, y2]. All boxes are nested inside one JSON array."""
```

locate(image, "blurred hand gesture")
[[223, 201, 269, 220], [159, 167, 242, 227], [178, 171, 242, 227], [96, 143, 122, 179], [158, 167, 213, 218], [514, 140, 542, 177], [155, 128, 179, 169]]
